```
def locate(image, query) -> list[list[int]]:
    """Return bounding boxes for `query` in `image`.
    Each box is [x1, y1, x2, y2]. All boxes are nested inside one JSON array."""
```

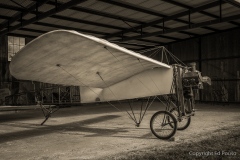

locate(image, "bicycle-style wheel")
[[170, 108, 191, 130], [150, 111, 177, 139]]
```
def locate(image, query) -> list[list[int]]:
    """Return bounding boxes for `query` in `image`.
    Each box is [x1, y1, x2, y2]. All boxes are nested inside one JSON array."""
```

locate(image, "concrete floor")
[[0, 102, 239, 160]]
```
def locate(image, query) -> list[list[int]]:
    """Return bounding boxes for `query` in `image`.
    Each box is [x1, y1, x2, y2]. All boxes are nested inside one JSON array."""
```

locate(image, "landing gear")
[[150, 111, 177, 139], [125, 97, 156, 127], [169, 108, 191, 130], [38, 101, 59, 125]]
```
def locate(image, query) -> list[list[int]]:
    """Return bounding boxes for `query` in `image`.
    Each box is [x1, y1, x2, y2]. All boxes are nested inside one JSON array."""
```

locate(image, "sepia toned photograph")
[[0, 0, 239, 159]]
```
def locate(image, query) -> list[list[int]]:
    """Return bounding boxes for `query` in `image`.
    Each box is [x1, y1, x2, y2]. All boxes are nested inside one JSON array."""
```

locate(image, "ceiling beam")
[[35, 22, 110, 36], [35, 0, 195, 38], [0, 0, 49, 31], [7, 33, 36, 39], [179, 31, 199, 36], [0, 15, 10, 20], [99, 0, 194, 25], [0, 14, 111, 36], [161, 0, 219, 18], [0, 4, 125, 31], [162, 0, 239, 26], [0, 14, 166, 46], [49, 15, 180, 41], [99, 0, 166, 17], [0, 3, 23, 11], [229, 21, 240, 26], [50, 15, 124, 31], [202, 26, 220, 32], [32, 22, 167, 45], [0, 0, 88, 36], [0, 2, 180, 41], [31, 0, 144, 24], [224, 0, 240, 8], [0, 2, 197, 38], [139, 26, 240, 51], [113, 42, 158, 48], [103, 1, 225, 39], [19, 28, 46, 34], [9, 27, 163, 49], [117, 13, 240, 42]]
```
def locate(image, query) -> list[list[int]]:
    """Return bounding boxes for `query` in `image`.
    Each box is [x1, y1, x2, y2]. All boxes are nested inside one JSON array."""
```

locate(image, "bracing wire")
[[57, 65, 99, 96], [104, 47, 155, 95], [58, 65, 131, 112], [104, 46, 159, 124], [163, 48, 187, 66], [96, 69, 141, 122], [140, 46, 187, 67]]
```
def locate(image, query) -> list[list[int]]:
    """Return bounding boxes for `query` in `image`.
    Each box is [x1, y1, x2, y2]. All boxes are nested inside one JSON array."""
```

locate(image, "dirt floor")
[[0, 102, 239, 160]]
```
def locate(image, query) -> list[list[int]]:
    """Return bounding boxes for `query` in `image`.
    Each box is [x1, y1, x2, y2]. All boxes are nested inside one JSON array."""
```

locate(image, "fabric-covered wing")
[[10, 30, 170, 88]]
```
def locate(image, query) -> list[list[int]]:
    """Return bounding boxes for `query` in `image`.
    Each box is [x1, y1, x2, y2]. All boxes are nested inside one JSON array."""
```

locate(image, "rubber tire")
[[170, 108, 191, 130], [150, 111, 177, 139]]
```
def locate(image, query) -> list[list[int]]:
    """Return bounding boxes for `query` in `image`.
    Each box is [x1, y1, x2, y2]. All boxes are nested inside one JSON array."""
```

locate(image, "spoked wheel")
[[170, 108, 191, 130], [150, 111, 177, 139]]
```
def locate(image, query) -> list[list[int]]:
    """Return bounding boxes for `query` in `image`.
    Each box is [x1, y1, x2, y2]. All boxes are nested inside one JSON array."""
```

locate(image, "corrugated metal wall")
[[167, 29, 240, 103]]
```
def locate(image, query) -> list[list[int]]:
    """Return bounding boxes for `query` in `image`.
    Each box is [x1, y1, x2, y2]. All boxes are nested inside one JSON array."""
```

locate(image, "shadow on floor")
[[0, 115, 128, 144]]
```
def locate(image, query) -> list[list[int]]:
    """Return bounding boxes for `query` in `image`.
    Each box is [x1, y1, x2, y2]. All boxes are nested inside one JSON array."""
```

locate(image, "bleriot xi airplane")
[[9, 30, 211, 139]]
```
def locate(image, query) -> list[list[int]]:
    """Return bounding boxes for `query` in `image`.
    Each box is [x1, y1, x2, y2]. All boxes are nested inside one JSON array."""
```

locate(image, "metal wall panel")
[[167, 38, 199, 62], [201, 29, 240, 59]]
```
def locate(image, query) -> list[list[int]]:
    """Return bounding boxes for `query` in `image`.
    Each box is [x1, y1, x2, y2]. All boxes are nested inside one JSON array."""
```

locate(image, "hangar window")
[[8, 36, 25, 61]]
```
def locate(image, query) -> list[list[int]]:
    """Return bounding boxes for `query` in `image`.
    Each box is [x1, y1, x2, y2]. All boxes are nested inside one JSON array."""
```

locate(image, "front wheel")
[[150, 111, 177, 139]]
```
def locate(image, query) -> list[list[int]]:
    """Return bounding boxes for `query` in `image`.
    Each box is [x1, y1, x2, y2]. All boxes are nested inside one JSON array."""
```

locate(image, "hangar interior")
[[0, 0, 240, 105]]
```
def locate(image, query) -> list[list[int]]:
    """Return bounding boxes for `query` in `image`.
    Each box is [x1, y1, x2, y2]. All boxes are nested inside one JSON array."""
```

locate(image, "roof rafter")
[[99, 0, 195, 25], [138, 26, 240, 51], [98, 0, 190, 32], [0, 0, 49, 31], [31, 22, 167, 45], [224, 0, 240, 8], [7, 33, 36, 39], [31, 0, 194, 38], [1, 13, 165, 47], [162, 0, 239, 27], [1, 14, 166, 46], [49, 15, 180, 41], [103, 1, 225, 39], [0, 2, 180, 41], [31, 0, 144, 24], [116, 13, 240, 42], [0, 0, 88, 36]]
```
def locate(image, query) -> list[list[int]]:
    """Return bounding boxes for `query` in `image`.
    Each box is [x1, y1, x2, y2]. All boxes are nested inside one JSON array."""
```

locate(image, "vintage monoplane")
[[9, 30, 211, 139]]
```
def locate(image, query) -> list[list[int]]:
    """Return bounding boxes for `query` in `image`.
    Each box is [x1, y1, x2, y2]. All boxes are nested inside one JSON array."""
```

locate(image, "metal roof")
[[0, 0, 240, 51]]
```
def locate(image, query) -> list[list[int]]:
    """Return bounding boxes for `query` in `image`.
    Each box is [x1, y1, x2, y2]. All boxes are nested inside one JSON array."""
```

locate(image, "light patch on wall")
[[8, 36, 25, 61]]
